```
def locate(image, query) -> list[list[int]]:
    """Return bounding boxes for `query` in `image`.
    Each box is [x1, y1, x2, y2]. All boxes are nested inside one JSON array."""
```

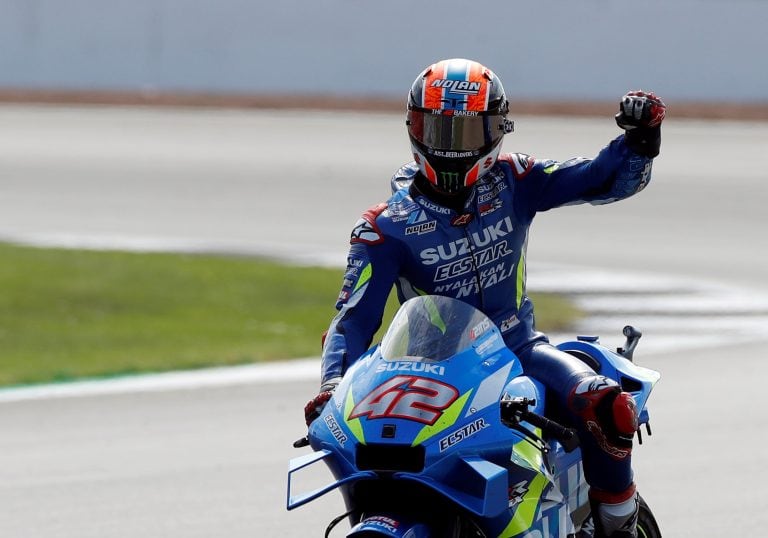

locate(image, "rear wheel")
[[577, 494, 661, 538], [637, 494, 662, 538]]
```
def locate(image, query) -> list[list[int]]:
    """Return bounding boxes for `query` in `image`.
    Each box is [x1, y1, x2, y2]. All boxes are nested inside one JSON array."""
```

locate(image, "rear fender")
[[556, 340, 660, 423]]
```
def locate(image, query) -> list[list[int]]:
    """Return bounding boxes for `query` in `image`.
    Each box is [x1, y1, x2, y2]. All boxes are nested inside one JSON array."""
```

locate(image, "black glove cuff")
[[624, 125, 661, 158]]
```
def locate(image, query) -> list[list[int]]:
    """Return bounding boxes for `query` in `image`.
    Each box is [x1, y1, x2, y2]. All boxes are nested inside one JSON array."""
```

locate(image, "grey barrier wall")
[[1, 0, 766, 102]]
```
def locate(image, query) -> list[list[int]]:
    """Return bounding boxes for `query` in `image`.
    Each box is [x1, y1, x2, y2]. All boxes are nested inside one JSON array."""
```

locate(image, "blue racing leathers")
[[321, 135, 653, 387]]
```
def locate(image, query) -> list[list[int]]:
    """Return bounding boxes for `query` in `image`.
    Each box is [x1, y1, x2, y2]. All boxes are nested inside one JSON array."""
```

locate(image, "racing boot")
[[589, 486, 639, 538]]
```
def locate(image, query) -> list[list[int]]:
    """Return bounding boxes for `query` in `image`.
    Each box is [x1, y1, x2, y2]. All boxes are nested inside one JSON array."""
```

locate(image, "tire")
[[636, 494, 662, 538], [576, 493, 661, 538]]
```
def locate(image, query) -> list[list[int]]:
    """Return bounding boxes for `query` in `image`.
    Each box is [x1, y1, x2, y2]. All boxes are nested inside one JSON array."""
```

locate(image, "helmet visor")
[[408, 108, 505, 153]]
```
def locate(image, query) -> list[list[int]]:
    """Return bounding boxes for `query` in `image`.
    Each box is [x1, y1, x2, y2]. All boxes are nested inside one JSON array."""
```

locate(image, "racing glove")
[[615, 90, 666, 158], [304, 380, 339, 426]]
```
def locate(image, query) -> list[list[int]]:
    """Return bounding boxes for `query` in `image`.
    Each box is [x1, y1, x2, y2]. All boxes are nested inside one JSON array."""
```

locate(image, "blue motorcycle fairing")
[[392, 455, 510, 518], [324, 322, 522, 454], [293, 300, 538, 523], [288, 296, 661, 537]]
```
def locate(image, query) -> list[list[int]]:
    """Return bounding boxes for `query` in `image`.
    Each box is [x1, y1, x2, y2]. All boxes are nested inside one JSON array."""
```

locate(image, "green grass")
[[0, 243, 581, 387]]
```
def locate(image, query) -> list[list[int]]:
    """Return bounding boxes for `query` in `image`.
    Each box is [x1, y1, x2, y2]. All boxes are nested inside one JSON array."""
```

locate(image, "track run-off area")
[[1, 105, 767, 536]]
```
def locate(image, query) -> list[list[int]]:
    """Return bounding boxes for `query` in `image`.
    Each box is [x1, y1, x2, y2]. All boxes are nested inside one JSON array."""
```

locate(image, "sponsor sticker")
[[470, 319, 492, 339], [500, 314, 519, 332], [430, 79, 482, 95], [510, 154, 533, 177], [420, 217, 514, 265], [478, 183, 508, 203], [389, 200, 420, 222], [474, 333, 499, 355], [508, 480, 530, 508], [350, 204, 386, 245], [451, 214, 474, 226], [433, 262, 516, 299], [405, 221, 437, 235], [479, 199, 502, 216], [418, 198, 452, 215], [434, 242, 512, 281], [477, 170, 505, 192], [338, 257, 366, 303], [438, 417, 489, 452], [350, 218, 382, 245], [430, 149, 477, 158], [375, 361, 446, 376], [324, 414, 348, 446], [364, 516, 399, 533]]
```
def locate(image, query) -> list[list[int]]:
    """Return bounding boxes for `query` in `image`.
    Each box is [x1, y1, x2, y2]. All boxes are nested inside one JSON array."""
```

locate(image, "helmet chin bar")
[[411, 142, 503, 194]]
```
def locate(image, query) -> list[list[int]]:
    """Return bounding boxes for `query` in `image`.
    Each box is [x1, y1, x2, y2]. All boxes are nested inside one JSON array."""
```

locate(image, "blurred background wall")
[[1, 0, 766, 103]]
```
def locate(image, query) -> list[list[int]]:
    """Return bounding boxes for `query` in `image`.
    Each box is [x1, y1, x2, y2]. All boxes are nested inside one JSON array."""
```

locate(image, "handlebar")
[[617, 325, 643, 362], [500, 397, 579, 452], [294, 398, 578, 452]]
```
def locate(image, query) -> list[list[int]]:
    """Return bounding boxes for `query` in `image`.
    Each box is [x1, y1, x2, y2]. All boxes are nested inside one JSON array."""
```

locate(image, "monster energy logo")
[[439, 171, 461, 192]]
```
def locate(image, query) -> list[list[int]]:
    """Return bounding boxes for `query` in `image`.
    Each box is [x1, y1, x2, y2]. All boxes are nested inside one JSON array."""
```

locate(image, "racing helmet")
[[407, 58, 513, 194]]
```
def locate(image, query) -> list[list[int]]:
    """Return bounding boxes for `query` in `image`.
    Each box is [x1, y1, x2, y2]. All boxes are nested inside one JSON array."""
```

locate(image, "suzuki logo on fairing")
[[375, 361, 446, 376], [420, 217, 515, 265]]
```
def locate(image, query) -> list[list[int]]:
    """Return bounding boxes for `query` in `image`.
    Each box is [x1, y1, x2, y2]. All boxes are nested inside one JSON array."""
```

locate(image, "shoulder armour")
[[350, 203, 388, 245], [390, 162, 418, 194], [498, 153, 535, 179]]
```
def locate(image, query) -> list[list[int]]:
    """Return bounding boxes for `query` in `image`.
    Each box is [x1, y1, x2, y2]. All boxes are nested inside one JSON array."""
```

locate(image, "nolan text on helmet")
[[429, 79, 483, 95]]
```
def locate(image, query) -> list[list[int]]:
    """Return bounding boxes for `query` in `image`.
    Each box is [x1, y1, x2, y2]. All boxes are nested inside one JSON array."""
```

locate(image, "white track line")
[[0, 358, 320, 403]]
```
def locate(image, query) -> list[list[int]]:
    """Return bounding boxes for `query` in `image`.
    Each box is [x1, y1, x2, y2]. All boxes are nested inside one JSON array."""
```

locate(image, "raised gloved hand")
[[615, 90, 666, 158], [616, 90, 666, 130], [304, 382, 338, 426]]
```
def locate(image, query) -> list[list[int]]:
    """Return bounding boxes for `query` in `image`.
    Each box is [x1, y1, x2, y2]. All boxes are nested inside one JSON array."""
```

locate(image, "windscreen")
[[380, 296, 494, 362]]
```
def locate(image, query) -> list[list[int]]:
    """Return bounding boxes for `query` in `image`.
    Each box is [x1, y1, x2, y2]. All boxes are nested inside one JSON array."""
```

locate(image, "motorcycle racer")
[[305, 58, 665, 538]]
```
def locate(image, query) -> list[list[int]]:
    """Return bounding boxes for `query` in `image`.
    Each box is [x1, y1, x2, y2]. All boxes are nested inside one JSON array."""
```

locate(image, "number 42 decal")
[[349, 375, 459, 426]]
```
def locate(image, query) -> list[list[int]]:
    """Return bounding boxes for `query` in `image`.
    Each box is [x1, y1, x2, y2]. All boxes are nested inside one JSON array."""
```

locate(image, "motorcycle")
[[288, 295, 661, 537]]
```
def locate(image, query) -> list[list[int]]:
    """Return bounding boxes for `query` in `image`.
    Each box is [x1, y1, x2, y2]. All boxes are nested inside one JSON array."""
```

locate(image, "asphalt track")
[[1, 105, 767, 537]]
